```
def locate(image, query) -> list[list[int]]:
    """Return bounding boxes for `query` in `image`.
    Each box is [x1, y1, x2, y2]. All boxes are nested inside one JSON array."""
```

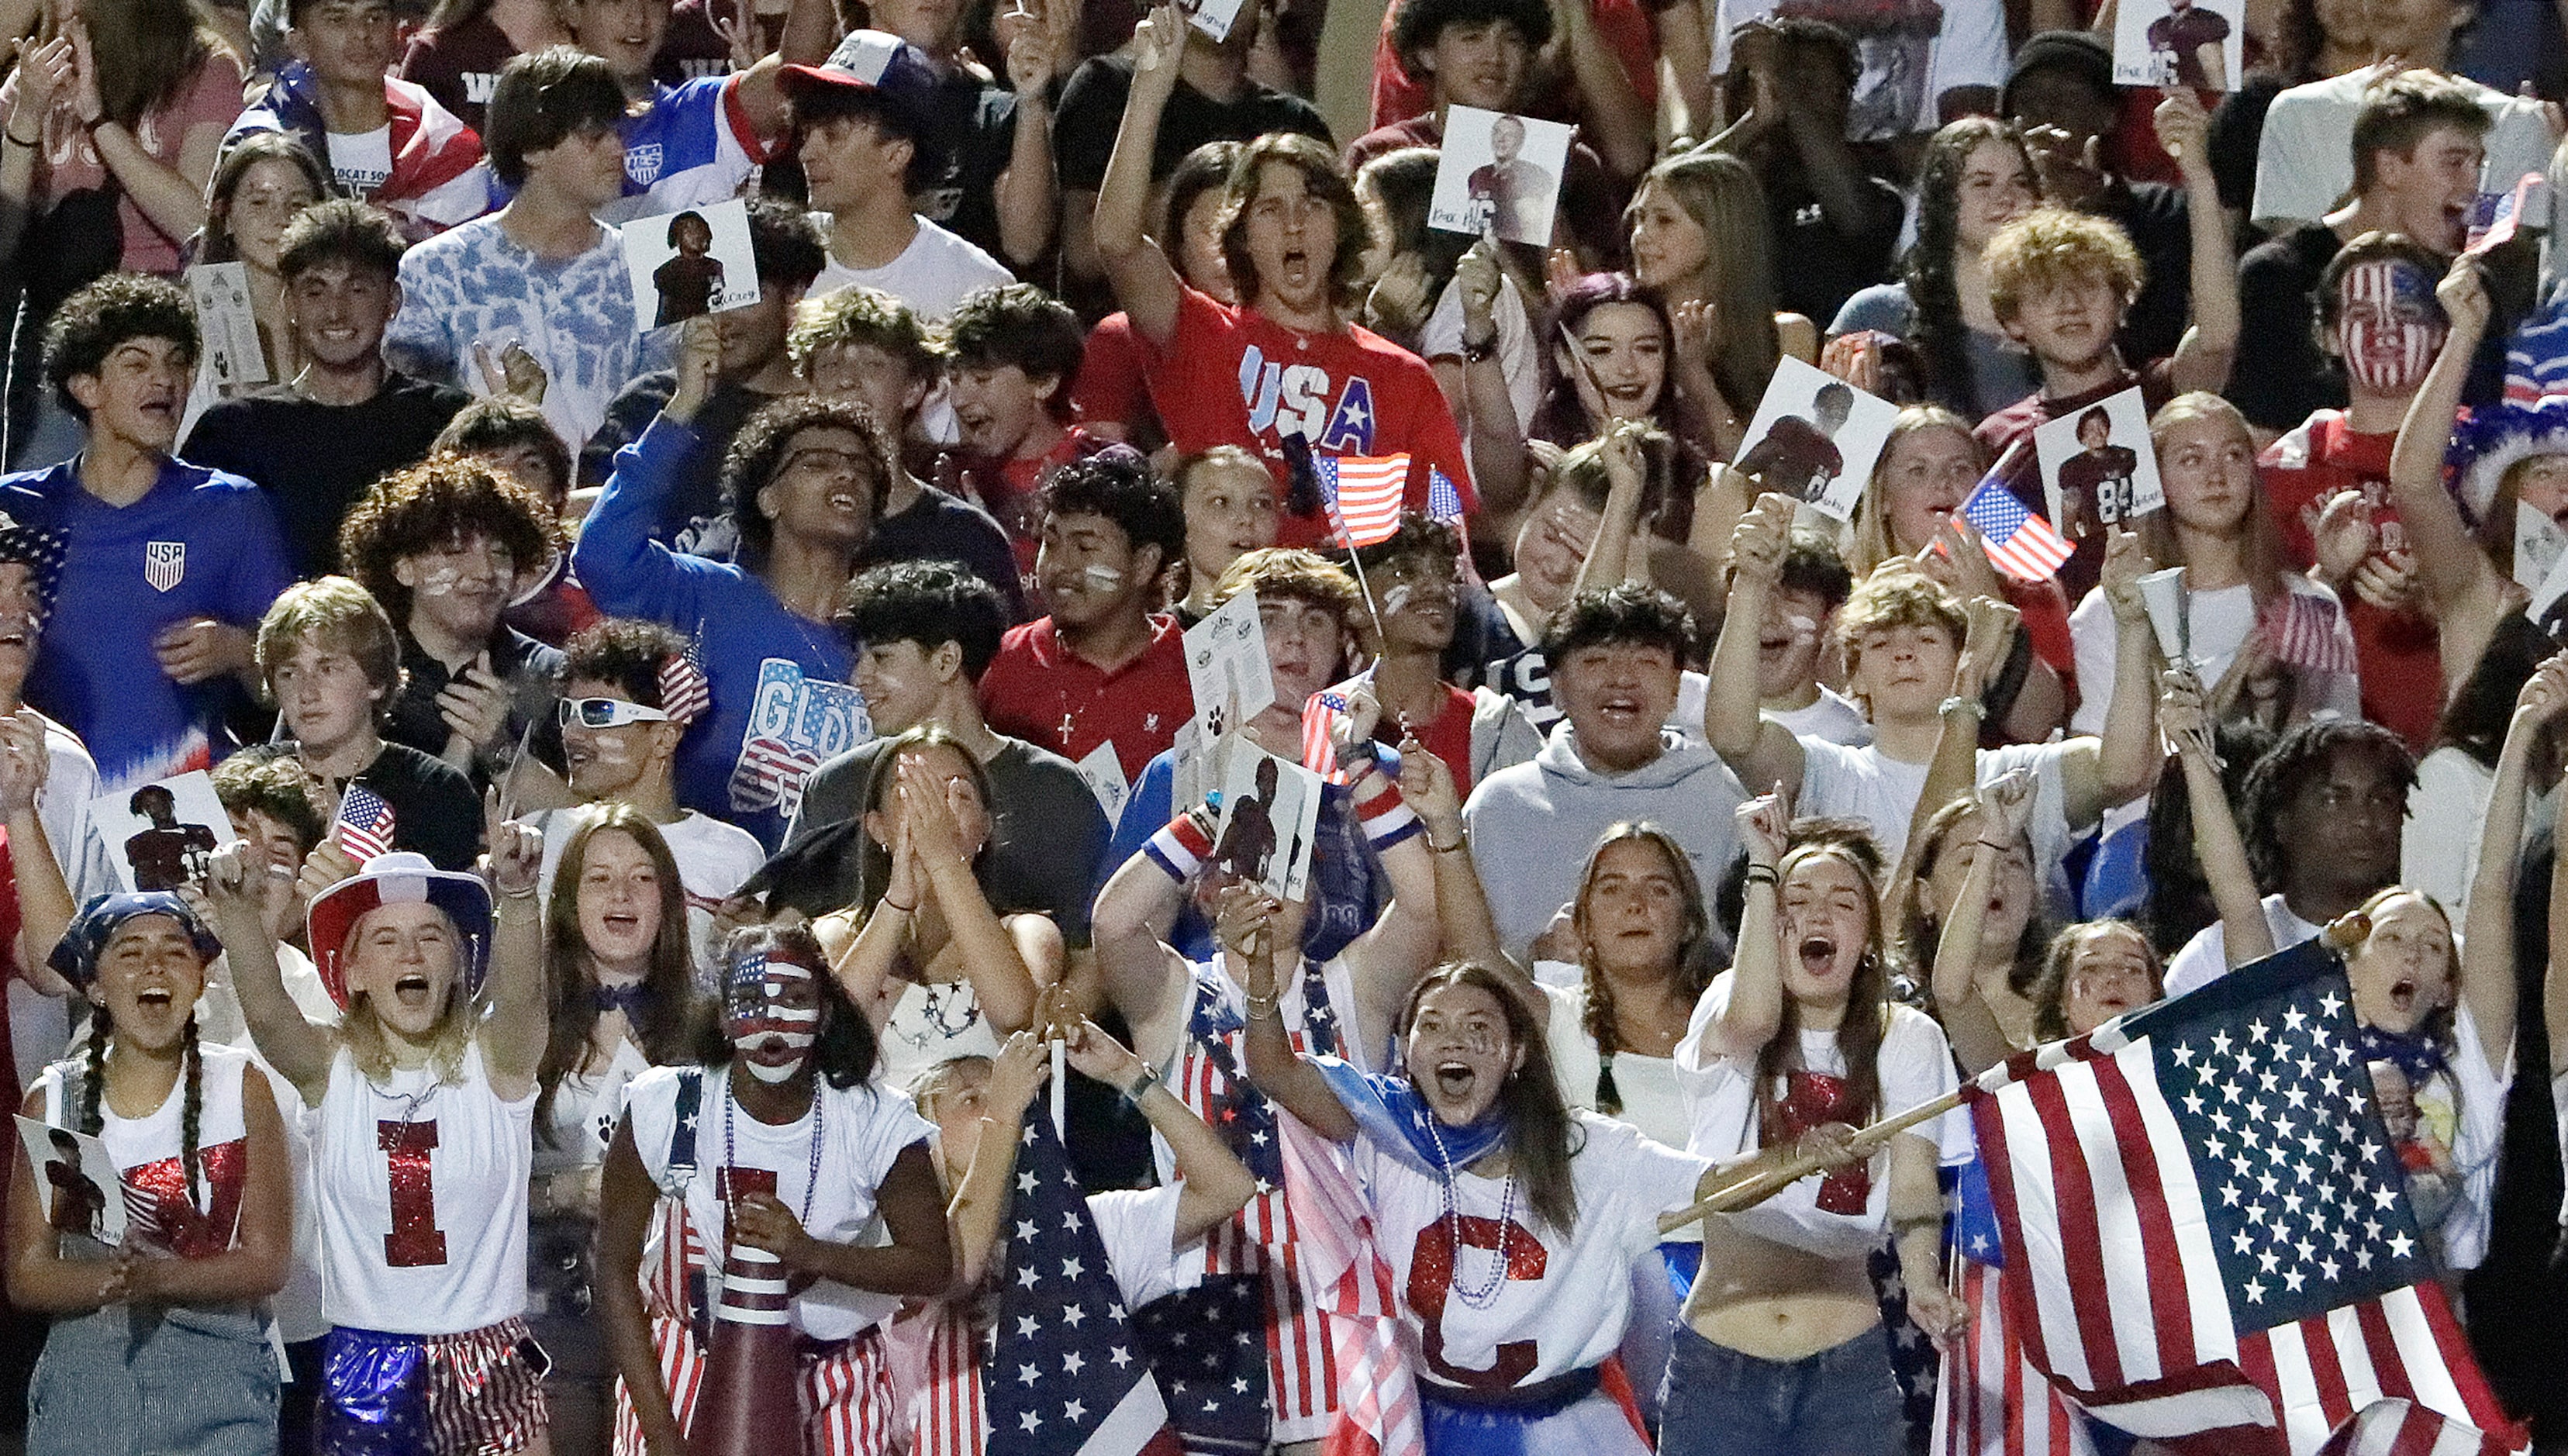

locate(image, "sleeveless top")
[[36, 1043, 254, 1258]]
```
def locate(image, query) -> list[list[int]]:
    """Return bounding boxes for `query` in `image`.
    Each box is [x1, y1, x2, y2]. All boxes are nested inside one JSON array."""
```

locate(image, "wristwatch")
[[1460, 333, 1498, 364]]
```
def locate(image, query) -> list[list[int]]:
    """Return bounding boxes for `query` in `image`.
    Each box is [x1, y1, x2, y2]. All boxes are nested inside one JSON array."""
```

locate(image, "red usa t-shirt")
[[1145, 285, 1475, 549]]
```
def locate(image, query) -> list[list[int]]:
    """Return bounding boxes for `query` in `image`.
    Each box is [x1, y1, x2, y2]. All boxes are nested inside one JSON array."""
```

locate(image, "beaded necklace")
[[1424, 1112, 1515, 1309], [721, 1075, 824, 1227]]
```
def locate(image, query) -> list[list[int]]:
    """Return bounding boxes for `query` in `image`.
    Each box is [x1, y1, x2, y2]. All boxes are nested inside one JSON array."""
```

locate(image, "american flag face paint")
[[2337, 260, 2445, 397], [724, 954, 821, 1083]]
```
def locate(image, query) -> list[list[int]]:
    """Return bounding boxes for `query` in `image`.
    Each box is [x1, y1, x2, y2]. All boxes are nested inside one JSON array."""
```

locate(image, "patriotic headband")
[[49, 892, 222, 989]]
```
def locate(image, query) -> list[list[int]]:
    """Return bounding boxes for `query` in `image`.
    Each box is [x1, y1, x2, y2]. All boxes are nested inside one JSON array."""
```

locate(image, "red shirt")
[[1074, 312, 1162, 445], [1146, 286, 1476, 550], [1366, 0, 1660, 129], [1373, 681, 1479, 797], [959, 426, 1095, 580], [2258, 411, 2440, 751], [1974, 365, 2176, 605], [980, 615, 1194, 782]]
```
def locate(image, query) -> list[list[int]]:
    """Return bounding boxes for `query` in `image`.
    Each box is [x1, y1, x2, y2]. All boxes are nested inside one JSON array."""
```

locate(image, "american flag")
[[659, 634, 713, 727], [1960, 475, 2074, 582], [984, 1115, 1182, 1456], [333, 784, 397, 861], [2314, 1399, 2524, 1456], [1933, 1256, 2101, 1456], [1424, 467, 1465, 523], [2465, 173, 2543, 259], [1300, 675, 1368, 785], [1315, 455, 1410, 550], [2345, 260, 2439, 386], [1966, 937, 2523, 1456], [727, 736, 823, 816], [1273, 1112, 1422, 1456], [2265, 593, 2359, 677]]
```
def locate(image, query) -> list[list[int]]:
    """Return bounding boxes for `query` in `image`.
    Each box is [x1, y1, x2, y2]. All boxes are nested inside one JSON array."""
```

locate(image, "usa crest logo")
[[625, 142, 663, 186], [144, 541, 185, 593]]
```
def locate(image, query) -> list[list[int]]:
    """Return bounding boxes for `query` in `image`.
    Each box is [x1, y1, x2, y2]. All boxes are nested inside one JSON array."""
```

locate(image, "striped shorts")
[[319, 1318, 551, 1456], [612, 1315, 894, 1456]]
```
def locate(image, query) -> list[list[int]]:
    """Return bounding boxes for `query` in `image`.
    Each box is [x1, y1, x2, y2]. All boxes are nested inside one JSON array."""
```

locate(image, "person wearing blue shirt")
[[0, 276, 292, 796], [573, 319, 888, 847]]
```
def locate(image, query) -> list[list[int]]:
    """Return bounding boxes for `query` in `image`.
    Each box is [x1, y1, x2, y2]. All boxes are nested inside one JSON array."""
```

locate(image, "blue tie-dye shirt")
[[384, 213, 642, 449]]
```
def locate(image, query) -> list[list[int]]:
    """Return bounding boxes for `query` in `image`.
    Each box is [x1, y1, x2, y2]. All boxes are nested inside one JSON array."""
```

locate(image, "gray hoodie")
[[1462, 723, 1748, 960]]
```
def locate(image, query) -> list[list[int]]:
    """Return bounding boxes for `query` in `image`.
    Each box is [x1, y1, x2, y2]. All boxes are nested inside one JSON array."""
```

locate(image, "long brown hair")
[[1627, 151, 1781, 416], [1753, 842, 1890, 1147], [1396, 963, 1583, 1234], [1890, 795, 2047, 1003], [535, 808, 697, 1143], [52, 0, 227, 129], [1569, 823, 1714, 1114]]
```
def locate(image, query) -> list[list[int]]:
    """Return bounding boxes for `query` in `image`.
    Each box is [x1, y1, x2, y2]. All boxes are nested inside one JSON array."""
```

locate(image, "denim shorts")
[[1656, 1321, 1906, 1456], [28, 1301, 279, 1456]]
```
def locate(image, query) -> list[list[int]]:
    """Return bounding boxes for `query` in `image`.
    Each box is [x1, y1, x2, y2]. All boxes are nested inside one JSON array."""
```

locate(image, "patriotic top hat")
[[306, 852, 494, 1010]]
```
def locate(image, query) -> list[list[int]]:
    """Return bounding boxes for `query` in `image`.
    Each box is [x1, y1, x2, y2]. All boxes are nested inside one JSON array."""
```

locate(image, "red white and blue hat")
[[306, 852, 494, 1010]]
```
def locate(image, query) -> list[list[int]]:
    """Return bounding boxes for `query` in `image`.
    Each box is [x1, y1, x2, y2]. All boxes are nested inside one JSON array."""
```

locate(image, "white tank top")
[[623, 1063, 935, 1341], [36, 1043, 254, 1259], [872, 976, 1003, 1095], [313, 1040, 534, 1334], [533, 1037, 651, 1178]]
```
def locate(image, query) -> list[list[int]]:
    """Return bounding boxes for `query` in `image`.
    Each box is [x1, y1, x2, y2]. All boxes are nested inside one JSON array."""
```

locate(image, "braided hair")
[[78, 1002, 208, 1209]]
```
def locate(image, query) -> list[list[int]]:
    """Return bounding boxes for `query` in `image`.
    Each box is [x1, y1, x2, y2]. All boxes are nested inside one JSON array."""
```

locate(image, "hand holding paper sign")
[[665, 315, 723, 426]]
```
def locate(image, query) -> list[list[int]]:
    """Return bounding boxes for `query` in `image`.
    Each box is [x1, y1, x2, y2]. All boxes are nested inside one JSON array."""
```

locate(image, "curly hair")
[[1905, 119, 2031, 419], [839, 561, 1012, 683], [1207, 547, 1367, 630], [337, 455, 564, 623], [1984, 207, 2145, 326], [43, 274, 198, 420], [211, 752, 331, 859], [721, 396, 901, 574], [791, 285, 936, 381], [561, 617, 692, 706], [430, 399, 575, 503], [277, 198, 408, 283], [1540, 581, 1695, 664], [1041, 448, 1186, 568], [1350, 512, 1464, 578], [2238, 719, 2417, 890], [1218, 133, 1375, 311], [1832, 567, 1966, 683], [1388, 0, 1552, 78]]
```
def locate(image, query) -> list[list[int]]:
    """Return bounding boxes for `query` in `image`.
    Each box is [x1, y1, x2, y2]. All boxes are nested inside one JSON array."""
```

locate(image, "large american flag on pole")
[[1965, 936, 2524, 1456], [1316, 455, 1411, 550], [984, 1114, 1182, 1456]]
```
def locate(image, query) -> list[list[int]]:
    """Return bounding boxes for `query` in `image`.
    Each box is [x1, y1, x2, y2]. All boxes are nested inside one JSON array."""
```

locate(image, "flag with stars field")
[[985, 1115, 1182, 1456], [1966, 936, 2521, 1456]]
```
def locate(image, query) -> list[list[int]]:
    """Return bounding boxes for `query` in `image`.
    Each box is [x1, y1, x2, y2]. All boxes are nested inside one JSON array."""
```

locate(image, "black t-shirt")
[[861, 482, 1030, 622], [181, 374, 471, 578], [2100, 179, 2194, 369], [1052, 56, 1332, 193], [906, 68, 1023, 265], [1761, 164, 1905, 330], [384, 627, 566, 790], [300, 739, 486, 871], [2231, 222, 2347, 432]]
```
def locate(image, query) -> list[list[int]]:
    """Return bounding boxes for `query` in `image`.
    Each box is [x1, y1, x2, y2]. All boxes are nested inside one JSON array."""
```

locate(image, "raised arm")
[[1443, 244, 1530, 516], [1552, 0, 1649, 178], [1344, 754, 1440, 1048], [478, 802, 551, 1092], [948, 1032, 1054, 1290], [730, 0, 835, 135], [1703, 496, 1809, 798], [2389, 260, 2507, 626], [990, 14, 1064, 268], [1907, 595, 2021, 878], [2079, 529, 2169, 823], [1063, 1019, 1256, 1242], [2549, 781, 2568, 1078], [1927, 770, 2036, 1077], [1, 714, 72, 986], [1401, 735, 1507, 970], [1712, 791, 1792, 1060], [2164, 668, 2273, 967], [1091, 813, 1209, 1065], [1569, 422, 1649, 602], [1230, 887, 1358, 1141], [2158, 90, 2237, 397], [571, 323, 718, 619], [205, 840, 337, 1104], [1091, 5, 1189, 348], [2459, 655, 2568, 1064]]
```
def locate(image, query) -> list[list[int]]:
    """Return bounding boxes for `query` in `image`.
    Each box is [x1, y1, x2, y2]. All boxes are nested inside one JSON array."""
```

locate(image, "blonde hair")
[[2138, 392, 2287, 606], [1985, 208, 2145, 326], [1627, 152, 1782, 412], [337, 902, 475, 1087], [1833, 565, 1967, 683], [255, 576, 405, 725], [1846, 405, 1986, 577]]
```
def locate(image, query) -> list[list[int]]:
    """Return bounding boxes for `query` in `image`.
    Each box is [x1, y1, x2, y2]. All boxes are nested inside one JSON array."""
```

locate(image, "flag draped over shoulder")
[[1963, 937, 2525, 1456], [1272, 1109, 1424, 1456]]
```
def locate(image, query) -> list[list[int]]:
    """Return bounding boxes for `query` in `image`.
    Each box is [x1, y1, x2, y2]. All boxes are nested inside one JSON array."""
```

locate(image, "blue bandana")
[[2358, 1022, 2450, 1091], [1310, 1054, 1510, 1177], [49, 892, 220, 988]]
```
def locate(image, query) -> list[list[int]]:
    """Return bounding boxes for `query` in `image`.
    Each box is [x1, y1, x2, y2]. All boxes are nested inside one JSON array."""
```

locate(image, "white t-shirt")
[[1766, 686, 1872, 748], [2066, 578, 2359, 739], [1675, 971, 1969, 1260], [2401, 747, 2501, 916], [314, 1039, 533, 1334], [1421, 274, 1541, 490], [327, 126, 396, 193], [808, 215, 1016, 321], [1797, 736, 2083, 916], [2251, 69, 2556, 233], [624, 1064, 935, 1340], [1710, 0, 2007, 140], [534, 1036, 651, 1178], [2162, 892, 2325, 999], [36, 1040, 254, 1255], [2418, 1000, 2510, 1271], [536, 805, 767, 973], [1539, 979, 1690, 1151], [1349, 1110, 1708, 1390]]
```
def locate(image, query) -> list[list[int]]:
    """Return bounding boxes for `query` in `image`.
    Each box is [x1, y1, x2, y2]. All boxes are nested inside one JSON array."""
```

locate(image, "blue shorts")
[[319, 1318, 550, 1456]]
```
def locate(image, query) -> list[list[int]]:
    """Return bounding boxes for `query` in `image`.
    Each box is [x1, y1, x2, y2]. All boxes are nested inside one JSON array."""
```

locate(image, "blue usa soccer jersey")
[[603, 74, 771, 224], [0, 457, 292, 795]]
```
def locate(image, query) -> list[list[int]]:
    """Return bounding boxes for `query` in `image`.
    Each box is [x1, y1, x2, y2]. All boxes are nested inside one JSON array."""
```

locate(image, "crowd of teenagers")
[[9, 0, 2568, 1448]]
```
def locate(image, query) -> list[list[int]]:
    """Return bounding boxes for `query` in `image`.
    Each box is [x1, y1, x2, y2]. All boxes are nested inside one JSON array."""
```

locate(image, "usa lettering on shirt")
[[1238, 344, 1380, 454]]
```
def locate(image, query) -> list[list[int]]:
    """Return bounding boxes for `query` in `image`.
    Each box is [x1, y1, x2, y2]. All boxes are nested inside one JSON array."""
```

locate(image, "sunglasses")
[[558, 698, 671, 729]]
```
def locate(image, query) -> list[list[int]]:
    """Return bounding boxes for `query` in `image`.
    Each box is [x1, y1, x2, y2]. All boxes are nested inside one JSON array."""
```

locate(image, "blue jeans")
[[1657, 1322, 1905, 1456]]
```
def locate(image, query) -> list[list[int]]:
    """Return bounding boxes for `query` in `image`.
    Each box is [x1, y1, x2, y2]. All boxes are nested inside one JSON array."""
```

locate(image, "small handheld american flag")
[[2263, 592, 2359, 678], [333, 784, 397, 861], [658, 637, 713, 727], [1315, 454, 1410, 549], [1959, 474, 2074, 582]]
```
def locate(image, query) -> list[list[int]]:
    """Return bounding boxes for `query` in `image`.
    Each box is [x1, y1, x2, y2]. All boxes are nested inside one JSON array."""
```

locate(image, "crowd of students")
[[5, 0, 2568, 1450]]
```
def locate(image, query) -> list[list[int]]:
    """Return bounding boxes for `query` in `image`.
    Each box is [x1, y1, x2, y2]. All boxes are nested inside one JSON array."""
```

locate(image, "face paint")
[[2337, 260, 2445, 397], [1082, 564, 1126, 589], [1382, 584, 1413, 616], [724, 954, 820, 1083]]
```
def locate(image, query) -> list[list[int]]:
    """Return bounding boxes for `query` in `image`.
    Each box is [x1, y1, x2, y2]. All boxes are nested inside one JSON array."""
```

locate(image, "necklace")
[[896, 975, 982, 1051], [1424, 1113, 1514, 1309], [722, 1075, 824, 1227]]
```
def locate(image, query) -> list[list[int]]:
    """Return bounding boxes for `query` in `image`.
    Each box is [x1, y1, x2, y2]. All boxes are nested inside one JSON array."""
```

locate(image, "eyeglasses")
[[558, 698, 671, 729]]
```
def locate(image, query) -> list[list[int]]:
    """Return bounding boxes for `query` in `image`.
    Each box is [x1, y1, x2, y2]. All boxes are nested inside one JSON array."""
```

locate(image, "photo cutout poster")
[[2114, 0, 2244, 89], [621, 195, 761, 329], [1428, 106, 1575, 248], [2032, 385, 2166, 548], [1730, 356, 1900, 522]]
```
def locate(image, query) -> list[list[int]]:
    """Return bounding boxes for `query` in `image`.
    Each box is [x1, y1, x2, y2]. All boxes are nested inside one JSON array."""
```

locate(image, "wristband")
[[1744, 865, 1778, 887], [1355, 782, 1420, 851], [1938, 695, 1984, 719], [878, 897, 919, 915], [1144, 813, 1216, 882], [1120, 1066, 1158, 1103]]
